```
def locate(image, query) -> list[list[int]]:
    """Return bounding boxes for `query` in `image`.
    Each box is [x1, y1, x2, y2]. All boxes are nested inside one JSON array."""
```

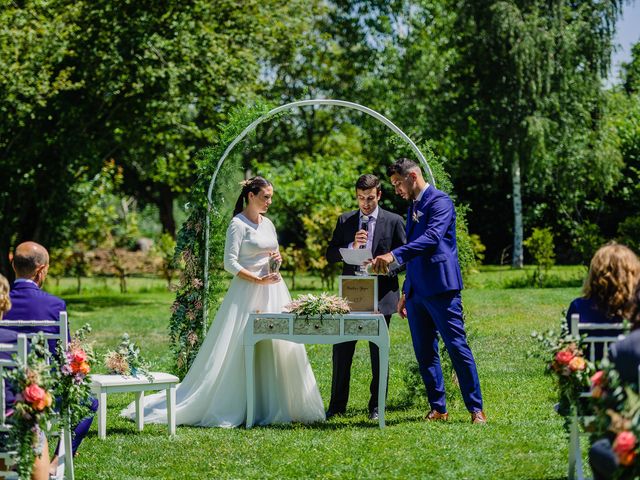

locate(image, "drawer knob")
[[268, 323, 274, 329]]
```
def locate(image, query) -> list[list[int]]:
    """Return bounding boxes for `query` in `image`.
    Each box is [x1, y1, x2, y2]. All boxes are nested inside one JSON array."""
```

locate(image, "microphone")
[[360, 215, 369, 249]]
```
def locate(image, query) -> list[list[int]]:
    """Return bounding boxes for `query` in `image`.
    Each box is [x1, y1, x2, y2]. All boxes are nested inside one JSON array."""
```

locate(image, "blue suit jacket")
[[1, 281, 67, 406], [392, 186, 463, 299]]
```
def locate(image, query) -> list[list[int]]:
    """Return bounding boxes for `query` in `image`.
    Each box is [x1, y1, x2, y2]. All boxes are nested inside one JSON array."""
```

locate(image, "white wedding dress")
[[121, 214, 325, 427]]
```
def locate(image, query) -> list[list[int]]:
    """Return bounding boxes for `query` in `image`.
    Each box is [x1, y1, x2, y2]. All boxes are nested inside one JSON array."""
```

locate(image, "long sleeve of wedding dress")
[[121, 214, 325, 427]]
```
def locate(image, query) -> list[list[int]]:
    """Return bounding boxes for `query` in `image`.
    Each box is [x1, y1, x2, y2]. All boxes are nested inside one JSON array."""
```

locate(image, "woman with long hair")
[[122, 177, 325, 427], [566, 243, 640, 359]]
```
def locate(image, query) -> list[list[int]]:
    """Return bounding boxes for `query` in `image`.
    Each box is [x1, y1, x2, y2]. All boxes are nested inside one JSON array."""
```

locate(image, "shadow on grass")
[[66, 295, 159, 311]]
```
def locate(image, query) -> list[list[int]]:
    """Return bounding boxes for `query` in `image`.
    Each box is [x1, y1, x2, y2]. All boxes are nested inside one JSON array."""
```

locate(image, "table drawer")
[[253, 317, 289, 335], [344, 319, 379, 336], [293, 318, 340, 335]]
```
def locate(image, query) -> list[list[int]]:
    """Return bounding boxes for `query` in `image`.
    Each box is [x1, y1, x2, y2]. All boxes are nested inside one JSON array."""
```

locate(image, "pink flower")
[[23, 384, 46, 404], [555, 349, 575, 365], [71, 349, 87, 363], [591, 370, 605, 386], [613, 431, 637, 466]]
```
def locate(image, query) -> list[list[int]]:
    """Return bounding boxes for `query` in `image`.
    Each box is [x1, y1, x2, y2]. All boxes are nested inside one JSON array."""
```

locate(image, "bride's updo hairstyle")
[[233, 176, 273, 216]]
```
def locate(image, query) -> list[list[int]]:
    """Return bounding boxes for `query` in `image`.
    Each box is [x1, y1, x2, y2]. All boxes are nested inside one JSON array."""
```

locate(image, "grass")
[[54, 267, 581, 479]]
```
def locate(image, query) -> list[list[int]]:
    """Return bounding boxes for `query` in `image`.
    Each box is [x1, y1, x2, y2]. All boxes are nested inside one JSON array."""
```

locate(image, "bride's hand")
[[269, 250, 282, 263], [257, 273, 280, 284]]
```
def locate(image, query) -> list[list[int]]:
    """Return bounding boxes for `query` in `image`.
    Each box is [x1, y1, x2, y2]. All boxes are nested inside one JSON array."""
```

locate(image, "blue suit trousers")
[[405, 290, 483, 413]]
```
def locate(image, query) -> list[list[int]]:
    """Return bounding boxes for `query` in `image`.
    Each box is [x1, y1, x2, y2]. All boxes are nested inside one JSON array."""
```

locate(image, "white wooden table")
[[243, 313, 389, 428], [90, 372, 179, 438]]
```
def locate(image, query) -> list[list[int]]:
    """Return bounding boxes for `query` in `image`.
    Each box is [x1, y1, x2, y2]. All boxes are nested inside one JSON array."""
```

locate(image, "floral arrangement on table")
[[55, 324, 95, 429], [587, 360, 640, 475], [104, 333, 153, 381], [283, 293, 351, 318], [2, 334, 56, 479], [531, 322, 591, 417]]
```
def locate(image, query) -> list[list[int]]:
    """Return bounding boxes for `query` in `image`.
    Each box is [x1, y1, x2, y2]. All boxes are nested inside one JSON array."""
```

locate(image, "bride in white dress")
[[122, 176, 325, 427]]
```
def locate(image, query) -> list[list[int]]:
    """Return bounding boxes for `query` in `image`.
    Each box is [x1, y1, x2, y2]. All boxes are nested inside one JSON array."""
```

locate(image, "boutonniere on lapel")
[[412, 210, 423, 223]]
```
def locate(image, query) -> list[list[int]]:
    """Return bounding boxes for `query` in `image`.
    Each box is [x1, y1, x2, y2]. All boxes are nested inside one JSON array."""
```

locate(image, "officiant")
[[325, 174, 406, 420]]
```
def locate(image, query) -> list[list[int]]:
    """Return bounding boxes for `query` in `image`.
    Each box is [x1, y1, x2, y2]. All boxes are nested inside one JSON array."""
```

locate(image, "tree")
[[453, 0, 623, 267]]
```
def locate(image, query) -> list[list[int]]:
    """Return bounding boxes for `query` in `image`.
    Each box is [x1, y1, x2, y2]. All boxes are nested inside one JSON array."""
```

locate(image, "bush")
[[524, 227, 556, 287]]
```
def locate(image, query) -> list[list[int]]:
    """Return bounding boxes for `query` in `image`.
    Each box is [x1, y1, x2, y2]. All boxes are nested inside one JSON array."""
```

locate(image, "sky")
[[609, 1, 640, 86]]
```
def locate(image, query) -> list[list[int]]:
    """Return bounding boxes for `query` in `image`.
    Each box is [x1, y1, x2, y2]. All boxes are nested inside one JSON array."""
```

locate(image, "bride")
[[122, 176, 325, 427]]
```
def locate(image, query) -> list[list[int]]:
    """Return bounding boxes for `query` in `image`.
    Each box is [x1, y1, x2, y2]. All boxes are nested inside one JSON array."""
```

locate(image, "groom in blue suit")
[[372, 158, 486, 423]]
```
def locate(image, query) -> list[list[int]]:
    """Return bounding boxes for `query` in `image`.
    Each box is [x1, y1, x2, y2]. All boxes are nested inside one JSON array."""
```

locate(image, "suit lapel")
[[407, 187, 432, 237]]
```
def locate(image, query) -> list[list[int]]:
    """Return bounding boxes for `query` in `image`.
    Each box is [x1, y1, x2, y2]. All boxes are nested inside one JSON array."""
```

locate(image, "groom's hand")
[[371, 253, 393, 274], [397, 295, 407, 319]]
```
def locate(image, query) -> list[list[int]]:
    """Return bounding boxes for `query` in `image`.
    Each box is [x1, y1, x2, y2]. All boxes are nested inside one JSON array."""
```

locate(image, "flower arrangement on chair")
[[104, 333, 152, 381], [2, 334, 57, 479], [55, 324, 95, 429], [531, 323, 591, 418], [587, 360, 640, 474], [283, 293, 350, 318]]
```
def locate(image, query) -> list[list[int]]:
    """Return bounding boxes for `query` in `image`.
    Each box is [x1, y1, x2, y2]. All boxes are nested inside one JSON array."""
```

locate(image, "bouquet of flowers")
[[587, 360, 640, 474], [55, 324, 94, 429], [104, 333, 152, 381], [531, 322, 591, 417], [2, 334, 57, 479], [283, 293, 350, 317]]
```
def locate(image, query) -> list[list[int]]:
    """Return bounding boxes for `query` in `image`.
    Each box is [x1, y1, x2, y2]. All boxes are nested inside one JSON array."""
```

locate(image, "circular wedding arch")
[[202, 99, 436, 327]]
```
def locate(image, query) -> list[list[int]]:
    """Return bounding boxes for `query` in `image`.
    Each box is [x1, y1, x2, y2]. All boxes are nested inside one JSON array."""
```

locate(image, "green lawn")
[[56, 268, 580, 479]]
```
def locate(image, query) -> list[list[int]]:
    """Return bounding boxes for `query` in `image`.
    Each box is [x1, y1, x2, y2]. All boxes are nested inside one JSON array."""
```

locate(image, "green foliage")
[[524, 227, 556, 287], [469, 234, 486, 266], [2, 334, 57, 479], [169, 102, 272, 378], [104, 333, 152, 381], [623, 42, 640, 95], [281, 246, 308, 291], [154, 233, 178, 289], [571, 222, 606, 267], [302, 205, 343, 290], [617, 215, 640, 255]]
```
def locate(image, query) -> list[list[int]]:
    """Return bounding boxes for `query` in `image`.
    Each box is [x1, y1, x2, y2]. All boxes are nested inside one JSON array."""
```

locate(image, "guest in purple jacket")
[[0, 242, 98, 472], [566, 243, 640, 361]]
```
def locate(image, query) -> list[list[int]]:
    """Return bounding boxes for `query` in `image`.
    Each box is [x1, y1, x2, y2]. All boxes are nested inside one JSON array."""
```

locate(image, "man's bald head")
[[13, 241, 50, 279]]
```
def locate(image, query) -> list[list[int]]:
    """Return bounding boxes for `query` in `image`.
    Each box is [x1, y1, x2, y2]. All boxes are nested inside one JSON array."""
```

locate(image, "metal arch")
[[203, 99, 434, 330]]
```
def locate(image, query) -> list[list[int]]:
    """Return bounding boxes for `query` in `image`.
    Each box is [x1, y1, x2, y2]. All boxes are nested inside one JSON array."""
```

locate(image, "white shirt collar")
[[14, 278, 38, 286], [360, 205, 379, 220], [415, 184, 430, 203]]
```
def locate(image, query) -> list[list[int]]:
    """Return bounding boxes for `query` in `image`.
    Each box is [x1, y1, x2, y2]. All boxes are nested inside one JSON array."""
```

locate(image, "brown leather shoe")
[[425, 409, 449, 421], [471, 411, 487, 424]]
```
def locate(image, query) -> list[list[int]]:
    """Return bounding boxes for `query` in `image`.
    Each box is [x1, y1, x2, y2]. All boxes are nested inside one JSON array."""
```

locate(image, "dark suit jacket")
[[610, 329, 640, 384], [326, 207, 406, 316], [1, 281, 67, 405], [392, 186, 463, 299]]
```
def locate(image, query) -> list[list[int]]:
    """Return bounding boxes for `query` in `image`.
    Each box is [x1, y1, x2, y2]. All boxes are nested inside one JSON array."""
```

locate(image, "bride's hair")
[[234, 176, 272, 216]]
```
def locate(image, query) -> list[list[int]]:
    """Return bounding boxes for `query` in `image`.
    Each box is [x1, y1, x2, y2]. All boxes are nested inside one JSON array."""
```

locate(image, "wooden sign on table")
[[339, 275, 378, 313]]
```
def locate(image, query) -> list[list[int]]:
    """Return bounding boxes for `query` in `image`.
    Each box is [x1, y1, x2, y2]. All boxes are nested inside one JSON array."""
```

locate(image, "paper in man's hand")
[[339, 247, 373, 266]]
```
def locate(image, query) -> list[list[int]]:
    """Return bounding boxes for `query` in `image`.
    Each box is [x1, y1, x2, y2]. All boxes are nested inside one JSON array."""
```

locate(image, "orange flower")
[[71, 359, 90, 375], [613, 431, 637, 466], [555, 349, 575, 365], [569, 357, 586, 372], [32, 392, 53, 411], [71, 349, 87, 363]]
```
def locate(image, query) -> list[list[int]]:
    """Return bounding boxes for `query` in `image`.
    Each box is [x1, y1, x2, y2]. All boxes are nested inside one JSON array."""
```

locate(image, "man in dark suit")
[[325, 174, 406, 420], [1, 241, 98, 469], [589, 328, 640, 480], [372, 158, 486, 423]]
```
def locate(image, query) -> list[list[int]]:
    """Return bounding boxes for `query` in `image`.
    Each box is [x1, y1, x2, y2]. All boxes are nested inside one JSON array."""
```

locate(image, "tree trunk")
[[158, 186, 176, 237], [511, 152, 524, 269]]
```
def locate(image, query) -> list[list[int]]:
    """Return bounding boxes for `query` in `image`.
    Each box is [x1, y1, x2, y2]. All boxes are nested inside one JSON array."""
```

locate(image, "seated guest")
[[0, 272, 50, 480], [589, 282, 640, 480], [566, 243, 640, 361], [1, 242, 98, 472]]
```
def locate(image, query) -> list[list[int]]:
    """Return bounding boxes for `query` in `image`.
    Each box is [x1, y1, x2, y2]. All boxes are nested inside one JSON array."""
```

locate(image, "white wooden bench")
[[90, 373, 179, 439]]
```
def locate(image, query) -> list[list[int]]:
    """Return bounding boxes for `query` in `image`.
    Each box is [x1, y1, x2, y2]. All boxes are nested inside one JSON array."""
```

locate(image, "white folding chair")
[[0, 312, 74, 480], [0, 334, 28, 479], [567, 313, 627, 480]]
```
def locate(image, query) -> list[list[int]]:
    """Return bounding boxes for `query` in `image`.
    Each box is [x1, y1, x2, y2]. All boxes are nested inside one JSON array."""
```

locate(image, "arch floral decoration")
[[169, 99, 452, 378]]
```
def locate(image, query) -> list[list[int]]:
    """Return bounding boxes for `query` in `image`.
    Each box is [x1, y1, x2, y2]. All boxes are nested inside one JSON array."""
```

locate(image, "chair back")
[[0, 333, 28, 479], [0, 312, 69, 361], [569, 313, 627, 363]]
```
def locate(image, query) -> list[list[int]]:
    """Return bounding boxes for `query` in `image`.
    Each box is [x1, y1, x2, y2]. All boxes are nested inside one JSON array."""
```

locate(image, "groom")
[[372, 158, 486, 424], [325, 174, 406, 420]]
